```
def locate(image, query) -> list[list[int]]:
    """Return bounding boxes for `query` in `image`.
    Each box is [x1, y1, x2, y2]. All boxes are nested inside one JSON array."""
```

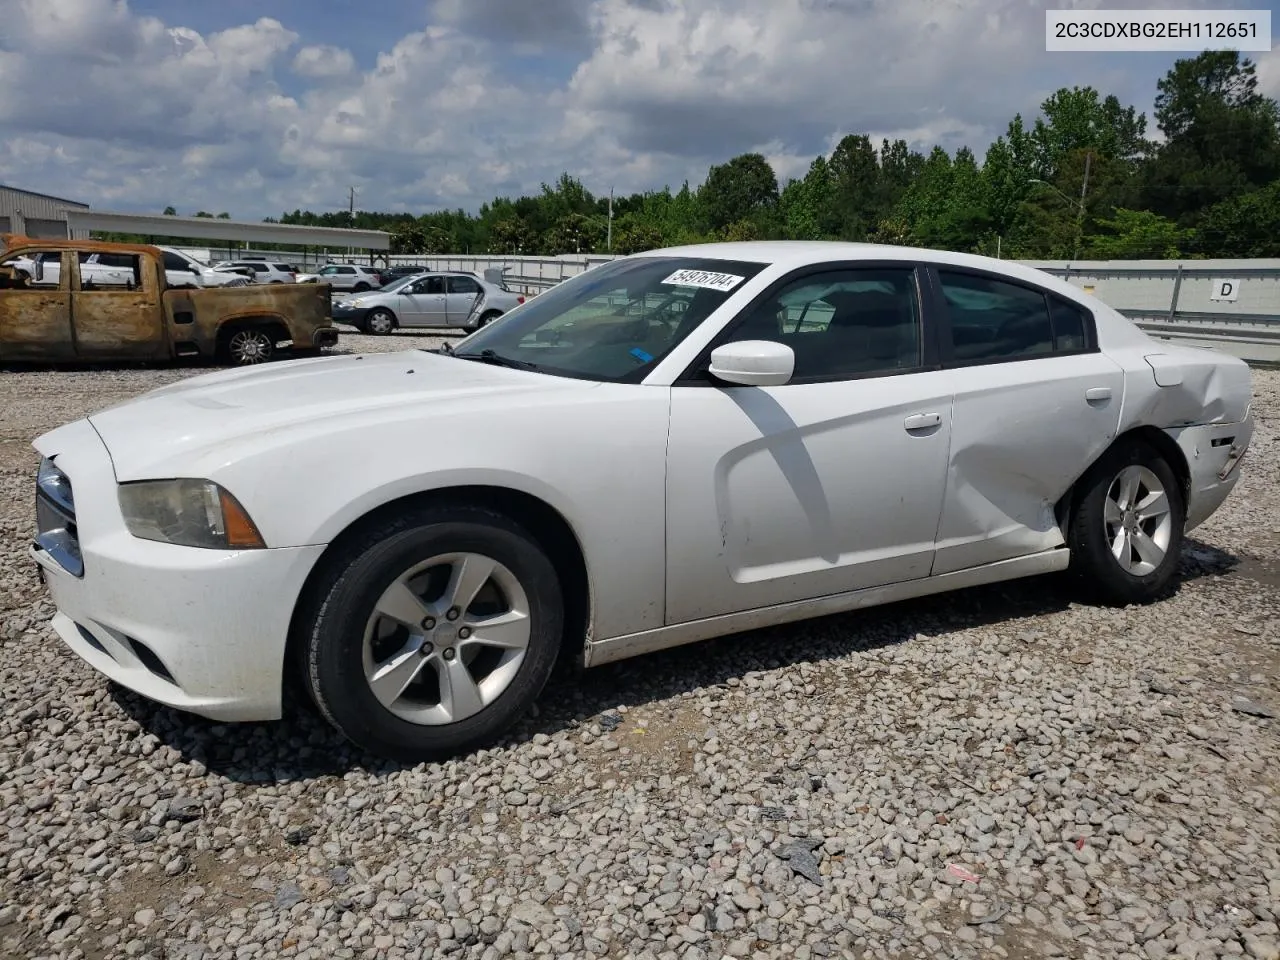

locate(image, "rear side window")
[[1049, 297, 1090, 351], [447, 276, 480, 295], [938, 271, 1054, 362], [96, 253, 135, 268], [162, 252, 190, 272]]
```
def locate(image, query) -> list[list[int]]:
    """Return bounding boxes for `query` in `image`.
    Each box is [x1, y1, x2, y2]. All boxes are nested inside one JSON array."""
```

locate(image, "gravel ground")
[[1, 332, 1278, 960]]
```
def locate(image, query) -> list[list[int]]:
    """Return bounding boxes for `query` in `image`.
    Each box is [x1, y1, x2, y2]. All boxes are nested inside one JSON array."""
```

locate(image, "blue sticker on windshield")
[[630, 347, 653, 364]]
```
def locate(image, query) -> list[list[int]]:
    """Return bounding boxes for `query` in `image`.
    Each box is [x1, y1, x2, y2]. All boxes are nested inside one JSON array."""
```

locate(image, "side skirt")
[[583, 548, 1071, 668]]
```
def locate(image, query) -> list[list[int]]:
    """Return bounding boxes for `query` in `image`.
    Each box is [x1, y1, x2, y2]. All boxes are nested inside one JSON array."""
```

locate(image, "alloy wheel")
[[1103, 464, 1173, 577], [361, 552, 531, 725]]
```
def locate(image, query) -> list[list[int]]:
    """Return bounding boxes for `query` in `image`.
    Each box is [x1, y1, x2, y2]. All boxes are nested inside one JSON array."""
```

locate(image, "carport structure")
[[64, 210, 390, 261]]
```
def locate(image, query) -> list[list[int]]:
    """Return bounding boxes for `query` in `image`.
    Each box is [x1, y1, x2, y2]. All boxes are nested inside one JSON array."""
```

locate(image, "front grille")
[[35, 458, 84, 577]]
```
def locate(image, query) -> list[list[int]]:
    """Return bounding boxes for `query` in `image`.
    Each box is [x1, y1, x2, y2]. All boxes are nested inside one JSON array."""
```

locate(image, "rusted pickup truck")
[[0, 236, 338, 365]]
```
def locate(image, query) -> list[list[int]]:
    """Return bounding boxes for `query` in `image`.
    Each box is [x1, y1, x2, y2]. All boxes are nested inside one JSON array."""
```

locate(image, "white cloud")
[[0, 0, 1191, 220], [292, 44, 356, 79]]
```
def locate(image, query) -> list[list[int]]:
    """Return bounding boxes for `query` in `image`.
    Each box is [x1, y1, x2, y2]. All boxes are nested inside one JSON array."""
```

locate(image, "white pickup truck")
[[11, 246, 249, 289]]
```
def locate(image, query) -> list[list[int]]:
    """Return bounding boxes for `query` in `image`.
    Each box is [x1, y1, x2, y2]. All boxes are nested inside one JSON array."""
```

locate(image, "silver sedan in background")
[[333, 272, 527, 334]]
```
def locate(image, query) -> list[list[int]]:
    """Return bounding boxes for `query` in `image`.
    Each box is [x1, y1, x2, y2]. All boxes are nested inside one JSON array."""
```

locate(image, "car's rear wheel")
[[222, 326, 276, 365], [1068, 441, 1185, 605], [353, 282, 371, 292], [300, 505, 564, 761], [474, 310, 502, 330], [365, 309, 396, 335]]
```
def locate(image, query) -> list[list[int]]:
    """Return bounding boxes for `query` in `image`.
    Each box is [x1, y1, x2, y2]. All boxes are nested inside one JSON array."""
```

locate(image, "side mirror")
[[708, 340, 795, 387]]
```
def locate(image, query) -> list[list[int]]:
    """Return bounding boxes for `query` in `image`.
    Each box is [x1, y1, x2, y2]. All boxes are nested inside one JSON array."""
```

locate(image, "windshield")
[[373, 274, 420, 294], [451, 256, 768, 382]]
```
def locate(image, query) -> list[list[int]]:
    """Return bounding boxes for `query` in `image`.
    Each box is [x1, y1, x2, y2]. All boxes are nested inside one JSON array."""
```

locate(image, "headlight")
[[345, 299, 362, 307], [117, 479, 266, 549]]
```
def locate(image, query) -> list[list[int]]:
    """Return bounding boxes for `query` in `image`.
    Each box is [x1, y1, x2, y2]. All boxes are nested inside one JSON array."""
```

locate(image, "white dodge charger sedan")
[[32, 242, 1254, 761]]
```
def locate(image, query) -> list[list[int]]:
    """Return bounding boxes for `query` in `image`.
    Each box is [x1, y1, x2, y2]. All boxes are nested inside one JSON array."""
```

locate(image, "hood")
[[87, 350, 597, 480]]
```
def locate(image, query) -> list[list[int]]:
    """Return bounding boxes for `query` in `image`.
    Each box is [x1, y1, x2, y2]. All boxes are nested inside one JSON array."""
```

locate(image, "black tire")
[[474, 310, 502, 330], [300, 505, 565, 761], [220, 325, 276, 365], [353, 282, 371, 292], [1068, 440, 1186, 605], [364, 308, 397, 335]]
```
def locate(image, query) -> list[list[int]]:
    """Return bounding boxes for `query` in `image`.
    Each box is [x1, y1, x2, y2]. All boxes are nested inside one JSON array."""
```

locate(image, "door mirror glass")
[[708, 340, 794, 386]]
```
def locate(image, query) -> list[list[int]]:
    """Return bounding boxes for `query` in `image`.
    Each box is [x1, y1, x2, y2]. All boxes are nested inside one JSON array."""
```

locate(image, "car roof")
[[631, 240, 1097, 308]]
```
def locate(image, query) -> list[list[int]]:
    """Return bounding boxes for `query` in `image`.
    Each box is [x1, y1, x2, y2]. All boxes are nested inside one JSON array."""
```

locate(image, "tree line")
[[152, 52, 1280, 261]]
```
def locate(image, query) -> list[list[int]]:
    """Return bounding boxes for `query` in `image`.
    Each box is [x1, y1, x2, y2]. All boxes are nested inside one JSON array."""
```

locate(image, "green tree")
[[717, 219, 761, 242], [1144, 51, 1280, 225], [1196, 182, 1280, 257], [699, 153, 779, 231], [779, 156, 835, 240], [390, 222, 427, 255], [867, 217, 913, 245], [1031, 86, 1149, 179], [613, 216, 664, 254], [981, 115, 1037, 242], [828, 134, 880, 238], [162, 206, 177, 216], [543, 213, 603, 254], [1084, 209, 1193, 259], [488, 217, 535, 254]]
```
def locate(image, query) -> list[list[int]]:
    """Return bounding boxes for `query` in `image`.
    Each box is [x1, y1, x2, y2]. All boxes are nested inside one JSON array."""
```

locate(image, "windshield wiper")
[[456, 348, 541, 371]]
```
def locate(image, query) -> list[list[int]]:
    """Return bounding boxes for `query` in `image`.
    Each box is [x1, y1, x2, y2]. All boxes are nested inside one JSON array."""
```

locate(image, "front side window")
[[319, 266, 339, 276], [454, 256, 769, 382], [723, 267, 922, 380], [0, 249, 62, 288]]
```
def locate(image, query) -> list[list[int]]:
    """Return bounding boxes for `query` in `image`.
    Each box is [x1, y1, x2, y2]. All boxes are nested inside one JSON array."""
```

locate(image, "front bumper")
[[1167, 407, 1255, 532], [31, 419, 325, 722]]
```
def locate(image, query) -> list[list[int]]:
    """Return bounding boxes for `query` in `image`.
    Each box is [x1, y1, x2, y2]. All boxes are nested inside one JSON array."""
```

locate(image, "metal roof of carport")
[[64, 210, 390, 250]]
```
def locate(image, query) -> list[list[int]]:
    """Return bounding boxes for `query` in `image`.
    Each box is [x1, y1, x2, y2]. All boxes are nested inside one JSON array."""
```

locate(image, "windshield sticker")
[[630, 347, 654, 364], [661, 269, 745, 292]]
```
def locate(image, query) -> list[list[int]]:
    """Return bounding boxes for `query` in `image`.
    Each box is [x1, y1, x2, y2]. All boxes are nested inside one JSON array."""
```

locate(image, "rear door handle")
[[904, 412, 942, 431], [1085, 386, 1112, 403]]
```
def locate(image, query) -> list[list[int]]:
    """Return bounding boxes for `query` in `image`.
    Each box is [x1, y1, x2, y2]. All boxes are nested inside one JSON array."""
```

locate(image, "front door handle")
[[904, 412, 942, 431], [1085, 386, 1112, 403]]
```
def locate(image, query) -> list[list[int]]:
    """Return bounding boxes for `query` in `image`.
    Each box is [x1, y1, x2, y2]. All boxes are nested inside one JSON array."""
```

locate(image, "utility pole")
[[347, 186, 356, 259], [607, 187, 614, 253], [1073, 152, 1091, 261]]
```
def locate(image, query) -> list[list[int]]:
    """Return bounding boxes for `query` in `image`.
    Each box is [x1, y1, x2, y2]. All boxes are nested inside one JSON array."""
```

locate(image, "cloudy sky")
[[2, 0, 1278, 220]]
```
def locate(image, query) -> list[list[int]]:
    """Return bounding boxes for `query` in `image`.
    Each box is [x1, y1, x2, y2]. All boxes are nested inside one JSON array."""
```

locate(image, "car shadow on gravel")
[[106, 537, 1241, 784]]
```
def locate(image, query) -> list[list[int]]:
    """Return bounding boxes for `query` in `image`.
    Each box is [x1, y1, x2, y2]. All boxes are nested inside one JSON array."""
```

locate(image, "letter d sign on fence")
[[1210, 279, 1241, 302]]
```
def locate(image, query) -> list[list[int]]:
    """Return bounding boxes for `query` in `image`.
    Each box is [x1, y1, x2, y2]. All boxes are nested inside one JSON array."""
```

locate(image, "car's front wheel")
[[300, 505, 564, 761], [364, 309, 396, 335], [1068, 441, 1186, 605]]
